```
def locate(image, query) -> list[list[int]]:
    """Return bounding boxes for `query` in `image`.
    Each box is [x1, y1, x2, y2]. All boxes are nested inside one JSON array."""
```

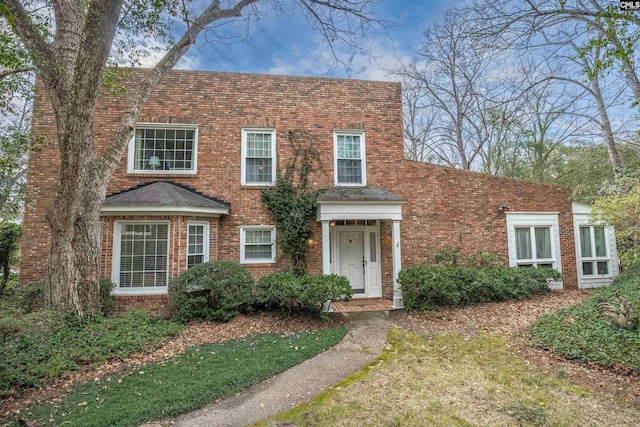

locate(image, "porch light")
[[148, 156, 161, 169], [329, 221, 335, 227]]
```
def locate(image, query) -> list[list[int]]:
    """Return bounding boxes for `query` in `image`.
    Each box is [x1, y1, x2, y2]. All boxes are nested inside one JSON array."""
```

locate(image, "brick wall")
[[21, 70, 578, 316]]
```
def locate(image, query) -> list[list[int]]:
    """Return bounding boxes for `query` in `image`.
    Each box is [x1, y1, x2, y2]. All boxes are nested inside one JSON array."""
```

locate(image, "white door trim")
[[331, 223, 381, 298]]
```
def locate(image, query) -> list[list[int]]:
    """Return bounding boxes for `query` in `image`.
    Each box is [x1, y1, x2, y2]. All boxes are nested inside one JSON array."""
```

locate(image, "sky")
[[143, 1, 452, 81]]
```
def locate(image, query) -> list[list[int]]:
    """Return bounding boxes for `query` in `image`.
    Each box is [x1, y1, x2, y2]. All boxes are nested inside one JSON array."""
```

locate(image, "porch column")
[[392, 219, 403, 309], [321, 220, 331, 275]]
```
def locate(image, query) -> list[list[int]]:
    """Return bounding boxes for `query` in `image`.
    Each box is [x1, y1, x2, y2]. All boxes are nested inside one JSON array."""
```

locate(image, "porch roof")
[[317, 186, 406, 203], [101, 181, 230, 216], [316, 187, 404, 221]]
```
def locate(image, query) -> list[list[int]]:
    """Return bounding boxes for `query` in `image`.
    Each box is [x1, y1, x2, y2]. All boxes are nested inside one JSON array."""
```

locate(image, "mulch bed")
[[401, 289, 640, 405], [4, 291, 639, 420], [1, 312, 338, 420]]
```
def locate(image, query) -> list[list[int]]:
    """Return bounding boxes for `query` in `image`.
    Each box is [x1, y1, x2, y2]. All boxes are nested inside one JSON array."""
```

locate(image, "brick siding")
[[21, 70, 578, 314]]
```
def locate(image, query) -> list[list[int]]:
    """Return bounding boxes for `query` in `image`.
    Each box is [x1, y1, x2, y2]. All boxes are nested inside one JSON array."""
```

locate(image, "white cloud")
[[262, 36, 412, 82]]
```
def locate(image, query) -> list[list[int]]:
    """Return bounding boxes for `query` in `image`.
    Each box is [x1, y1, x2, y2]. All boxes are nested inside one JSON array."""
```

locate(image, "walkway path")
[[156, 312, 393, 427]]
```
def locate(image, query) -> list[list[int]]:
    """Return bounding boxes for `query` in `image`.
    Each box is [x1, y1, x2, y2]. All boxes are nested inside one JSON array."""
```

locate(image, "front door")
[[338, 230, 365, 294]]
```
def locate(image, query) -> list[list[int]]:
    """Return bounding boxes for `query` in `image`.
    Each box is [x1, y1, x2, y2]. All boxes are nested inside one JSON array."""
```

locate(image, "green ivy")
[[262, 130, 323, 275]]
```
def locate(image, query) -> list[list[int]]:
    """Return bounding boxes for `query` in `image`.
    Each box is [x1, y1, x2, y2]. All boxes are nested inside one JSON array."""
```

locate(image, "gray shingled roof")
[[103, 181, 230, 211], [317, 187, 405, 203]]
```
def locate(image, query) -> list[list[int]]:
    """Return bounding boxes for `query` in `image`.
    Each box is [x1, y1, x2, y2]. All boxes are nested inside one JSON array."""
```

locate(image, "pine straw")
[[401, 289, 640, 405], [1, 312, 336, 419]]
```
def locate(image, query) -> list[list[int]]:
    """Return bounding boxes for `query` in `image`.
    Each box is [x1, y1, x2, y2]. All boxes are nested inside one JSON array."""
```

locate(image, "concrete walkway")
[[155, 312, 392, 427]]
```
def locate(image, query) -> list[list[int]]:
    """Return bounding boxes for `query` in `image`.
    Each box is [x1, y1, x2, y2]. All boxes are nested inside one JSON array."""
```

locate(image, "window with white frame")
[[114, 222, 169, 290], [242, 129, 275, 185], [187, 222, 209, 268], [334, 131, 366, 185], [579, 225, 610, 276], [514, 226, 554, 268], [240, 227, 275, 263], [506, 213, 562, 275], [128, 124, 197, 173]]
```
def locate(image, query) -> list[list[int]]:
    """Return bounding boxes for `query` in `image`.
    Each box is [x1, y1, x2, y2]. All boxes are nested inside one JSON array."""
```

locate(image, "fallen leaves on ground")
[[401, 289, 640, 405]]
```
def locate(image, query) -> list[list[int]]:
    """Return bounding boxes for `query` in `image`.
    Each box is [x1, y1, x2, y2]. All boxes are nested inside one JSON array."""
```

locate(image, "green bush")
[[257, 272, 352, 316], [12, 281, 45, 312], [99, 277, 115, 315], [398, 264, 558, 311], [0, 310, 181, 395], [7, 279, 114, 316], [168, 261, 254, 323], [432, 248, 506, 268], [530, 268, 640, 372]]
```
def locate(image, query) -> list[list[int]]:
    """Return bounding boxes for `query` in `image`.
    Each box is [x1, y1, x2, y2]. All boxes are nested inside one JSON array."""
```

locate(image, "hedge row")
[[398, 264, 560, 311], [168, 261, 353, 323]]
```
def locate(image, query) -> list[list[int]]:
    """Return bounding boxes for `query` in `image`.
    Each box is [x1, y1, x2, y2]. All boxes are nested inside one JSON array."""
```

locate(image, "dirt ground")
[[3, 290, 639, 420]]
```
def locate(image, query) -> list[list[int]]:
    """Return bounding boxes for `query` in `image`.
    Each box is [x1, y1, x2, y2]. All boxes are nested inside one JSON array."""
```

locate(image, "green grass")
[[530, 268, 640, 372], [258, 329, 640, 427], [8, 327, 346, 427], [0, 310, 182, 394]]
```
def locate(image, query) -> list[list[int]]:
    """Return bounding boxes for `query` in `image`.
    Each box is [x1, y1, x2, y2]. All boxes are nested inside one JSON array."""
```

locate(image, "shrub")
[[99, 277, 115, 315], [169, 261, 254, 323], [256, 272, 352, 316], [398, 264, 558, 311], [530, 268, 640, 372], [13, 281, 45, 312]]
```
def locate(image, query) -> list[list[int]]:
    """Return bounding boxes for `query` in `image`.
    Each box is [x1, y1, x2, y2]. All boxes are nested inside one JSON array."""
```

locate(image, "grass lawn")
[[7, 327, 346, 427], [260, 329, 640, 427], [530, 268, 640, 372]]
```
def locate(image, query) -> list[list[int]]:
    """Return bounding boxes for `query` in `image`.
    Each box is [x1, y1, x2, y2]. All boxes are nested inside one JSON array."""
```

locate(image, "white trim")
[[240, 225, 276, 264], [241, 128, 276, 186], [506, 212, 563, 289], [111, 220, 170, 295], [127, 123, 198, 175], [186, 221, 210, 267], [101, 206, 229, 216], [573, 212, 618, 288], [333, 130, 366, 186], [317, 202, 403, 221]]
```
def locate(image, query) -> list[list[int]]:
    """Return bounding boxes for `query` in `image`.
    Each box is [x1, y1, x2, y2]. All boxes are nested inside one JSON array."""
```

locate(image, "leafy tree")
[[593, 177, 640, 268], [0, 0, 382, 317], [0, 222, 21, 293]]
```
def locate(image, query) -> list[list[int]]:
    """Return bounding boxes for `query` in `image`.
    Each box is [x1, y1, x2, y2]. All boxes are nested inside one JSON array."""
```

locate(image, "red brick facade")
[[21, 70, 578, 313]]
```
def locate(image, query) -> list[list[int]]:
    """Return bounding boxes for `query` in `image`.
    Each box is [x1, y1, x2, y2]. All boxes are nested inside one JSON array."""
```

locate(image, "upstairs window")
[[334, 131, 366, 186], [128, 124, 198, 173], [242, 129, 275, 185], [579, 226, 610, 276]]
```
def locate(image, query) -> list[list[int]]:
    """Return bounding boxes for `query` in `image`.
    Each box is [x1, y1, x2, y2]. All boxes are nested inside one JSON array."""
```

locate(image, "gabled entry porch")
[[316, 187, 406, 309]]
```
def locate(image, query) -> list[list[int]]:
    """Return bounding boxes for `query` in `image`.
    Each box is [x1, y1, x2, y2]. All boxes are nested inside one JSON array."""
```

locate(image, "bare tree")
[[398, 13, 507, 169], [402, 77, 436, 162], [0, 0, 382, 317]]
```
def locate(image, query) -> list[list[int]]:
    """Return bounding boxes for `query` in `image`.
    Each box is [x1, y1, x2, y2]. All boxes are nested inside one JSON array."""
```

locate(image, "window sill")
[[240, 184, 275, 189], [240, 259, 276, 265], [126, 172, 197, 178], [112, 287, 168, 296]]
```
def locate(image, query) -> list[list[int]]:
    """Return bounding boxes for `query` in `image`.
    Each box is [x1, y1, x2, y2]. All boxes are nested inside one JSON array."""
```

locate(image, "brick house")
[[20, 70, 618, 314]]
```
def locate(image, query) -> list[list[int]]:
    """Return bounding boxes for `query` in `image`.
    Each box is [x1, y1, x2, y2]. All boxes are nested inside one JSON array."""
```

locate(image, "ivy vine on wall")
[[261, 130, 324, 275]]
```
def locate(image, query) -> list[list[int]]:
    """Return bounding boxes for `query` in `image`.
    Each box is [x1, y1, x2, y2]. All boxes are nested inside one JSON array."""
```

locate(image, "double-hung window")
[[114, 222, 169, 292], [242, 129, 275, 185], [187, 222, 209, 268], [128, 124, 198, 173], [240, 227, 275, 263], [579, 226, 609, 276], [334, 131, 366, 186], [514, 226, 554, 268]]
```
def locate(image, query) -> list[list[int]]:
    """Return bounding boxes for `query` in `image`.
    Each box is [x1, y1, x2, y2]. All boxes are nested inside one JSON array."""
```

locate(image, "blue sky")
[[166, 1, 451, 80]]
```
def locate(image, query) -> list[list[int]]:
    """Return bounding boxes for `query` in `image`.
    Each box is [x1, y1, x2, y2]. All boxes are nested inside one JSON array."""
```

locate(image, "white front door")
[[338, 230, 365, 294]]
